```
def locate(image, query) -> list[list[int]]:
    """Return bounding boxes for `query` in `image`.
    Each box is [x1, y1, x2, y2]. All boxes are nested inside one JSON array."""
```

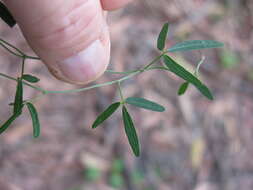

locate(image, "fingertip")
[[47, 35, 110, 85], [101, 0, 133, 11]]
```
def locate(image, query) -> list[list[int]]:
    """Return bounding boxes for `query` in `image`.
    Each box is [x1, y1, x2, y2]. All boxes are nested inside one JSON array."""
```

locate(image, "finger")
[[3, 0, 110, 84], [101, 0, 134, 11]]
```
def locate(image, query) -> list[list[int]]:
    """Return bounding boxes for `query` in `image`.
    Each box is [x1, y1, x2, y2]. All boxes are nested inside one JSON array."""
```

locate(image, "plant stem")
[[142, 53, 164, 71], [24, 55, 41, 60], [0, 38, 25, 56], [21, 57, 25, 77], [43, 71, 140, 94], [0, 71, 140, 94], [146, 66, 170, 71], [0, 73, 46, 93], [105, 69, 139, 75], [0, 51, 163, 95], [118, 82, 125, 102], [0, 41, 24, 58], [0, 38, 40, 60]]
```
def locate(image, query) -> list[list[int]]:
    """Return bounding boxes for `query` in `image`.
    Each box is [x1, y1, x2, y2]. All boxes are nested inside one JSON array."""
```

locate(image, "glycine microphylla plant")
[[0, 8, 224, 157]]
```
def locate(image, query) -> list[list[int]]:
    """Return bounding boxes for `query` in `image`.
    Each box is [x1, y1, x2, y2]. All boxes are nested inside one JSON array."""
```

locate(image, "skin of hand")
[[3, 0, 133, 84]]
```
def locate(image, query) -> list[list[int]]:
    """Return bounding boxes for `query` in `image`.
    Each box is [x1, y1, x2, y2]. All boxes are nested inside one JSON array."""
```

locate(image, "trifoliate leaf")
[[163, 55, 213, 100]]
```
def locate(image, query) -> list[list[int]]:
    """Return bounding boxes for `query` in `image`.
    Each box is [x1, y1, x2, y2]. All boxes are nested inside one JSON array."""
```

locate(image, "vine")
[[0, 22, 224, 157]]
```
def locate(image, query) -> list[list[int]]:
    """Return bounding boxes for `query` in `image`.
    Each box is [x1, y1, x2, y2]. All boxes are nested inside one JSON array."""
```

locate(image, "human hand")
[[3, 0, 133, 84]]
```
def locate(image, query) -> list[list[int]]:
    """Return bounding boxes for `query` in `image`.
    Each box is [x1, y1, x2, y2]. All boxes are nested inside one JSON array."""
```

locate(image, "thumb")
[[4, 0, 110, 84]]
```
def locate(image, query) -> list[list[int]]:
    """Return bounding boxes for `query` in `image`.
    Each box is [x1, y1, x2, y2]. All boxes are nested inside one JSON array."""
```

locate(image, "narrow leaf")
[[126, 97, 165, 112], [22, 74, 40, 83], [0, 114, 19, 134], [163, 55, 213, 100], [92, 102, 121, 128], [13, 78, 23, 115], [178, 82, 189, 95], [0, 2, 16, 27], [26, 103, 40, 138], [122, 106, 140, 157], [157, 23, 169, 51], [168, 40, 224, 52]]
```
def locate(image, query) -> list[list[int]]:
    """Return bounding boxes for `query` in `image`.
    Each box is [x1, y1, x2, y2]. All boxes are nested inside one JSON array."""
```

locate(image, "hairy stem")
[[43, 71, 140, 94], [0, 52, 164, 95], [0, 36, 165, 97]]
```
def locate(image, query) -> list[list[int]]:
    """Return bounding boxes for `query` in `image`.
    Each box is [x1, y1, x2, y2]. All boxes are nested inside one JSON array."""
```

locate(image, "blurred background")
[[0, 0, 253, 189]]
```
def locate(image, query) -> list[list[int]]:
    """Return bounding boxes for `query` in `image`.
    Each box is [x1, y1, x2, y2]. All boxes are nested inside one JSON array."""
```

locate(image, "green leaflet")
[[0, 113, 19, 134], [157, 23, 169, 51], [168, 40, 224, 52], [163, 55, 213, 100], [92, 102, 121, 128], [22, 74, 40, 83], [13, 78, 23, 115], [122, 106, 140, 157], [178, 82, 189, 96], [26, 102, 40, 138], [125, 97, 165, 112]]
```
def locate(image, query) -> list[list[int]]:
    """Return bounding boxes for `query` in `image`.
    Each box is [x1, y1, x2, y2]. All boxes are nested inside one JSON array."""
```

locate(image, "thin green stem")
[[0, 38, 165, 96], [0, 50, 163, 95], [0, 73, 46, 93], [0, 71, 140, 94], [106, 53, 164, 75], [118, 82, 125, 103], [146, 66, 170, 71], [0, 38, 25, 56], [105, 69, 139, 75], [24, 55, 41, 60], [142, 53, 164, 71], [21, 57, 25, 77], [0, 72, 17, 81], [0, 38, 40, 60], [0, 41, 24, 58], [43, 71, 140, 94]]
